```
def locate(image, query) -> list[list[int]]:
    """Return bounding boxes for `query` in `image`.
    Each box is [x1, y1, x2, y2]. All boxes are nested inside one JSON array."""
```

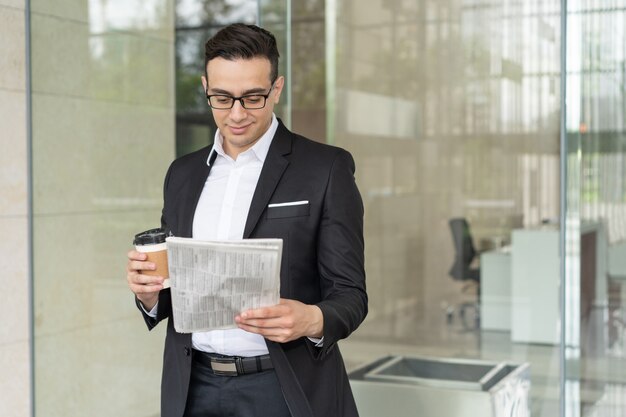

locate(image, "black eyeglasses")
[[206, 83, 276, 110]]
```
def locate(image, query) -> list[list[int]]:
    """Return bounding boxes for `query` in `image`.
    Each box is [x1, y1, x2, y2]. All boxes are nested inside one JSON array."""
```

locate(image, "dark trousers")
[[183, 354, 292, 417]]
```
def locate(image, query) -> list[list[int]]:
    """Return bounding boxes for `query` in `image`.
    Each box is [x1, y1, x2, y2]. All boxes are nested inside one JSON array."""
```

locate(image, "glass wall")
[[174, 0, 257, 156], [27, 0, 626, 415], [329, 1, 562, 415], [30, 1, 175, 416], [565, 0, 626, 415]]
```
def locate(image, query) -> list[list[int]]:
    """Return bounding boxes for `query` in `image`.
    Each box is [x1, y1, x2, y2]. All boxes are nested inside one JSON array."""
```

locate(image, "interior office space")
[[2, 0, 626, 416]]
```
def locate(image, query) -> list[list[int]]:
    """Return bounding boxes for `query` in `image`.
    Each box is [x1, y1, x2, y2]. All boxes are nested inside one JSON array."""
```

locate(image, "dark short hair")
[[204, 23, 280, 83]]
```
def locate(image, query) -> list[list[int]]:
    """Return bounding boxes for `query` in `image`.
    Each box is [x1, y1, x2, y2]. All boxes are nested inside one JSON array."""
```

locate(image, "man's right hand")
[[126, 250, 164, 311]]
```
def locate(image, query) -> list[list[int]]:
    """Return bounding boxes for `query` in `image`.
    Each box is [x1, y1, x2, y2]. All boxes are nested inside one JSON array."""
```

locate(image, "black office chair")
[[447, 218, 481, 329]]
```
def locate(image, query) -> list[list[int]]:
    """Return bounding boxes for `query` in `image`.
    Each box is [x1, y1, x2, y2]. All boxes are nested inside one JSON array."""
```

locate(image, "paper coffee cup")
[[133, 228, 170, 289]]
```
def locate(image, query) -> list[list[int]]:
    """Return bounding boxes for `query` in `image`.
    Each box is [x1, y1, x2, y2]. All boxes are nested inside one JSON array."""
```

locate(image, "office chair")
[[447, 217, 481, 329]]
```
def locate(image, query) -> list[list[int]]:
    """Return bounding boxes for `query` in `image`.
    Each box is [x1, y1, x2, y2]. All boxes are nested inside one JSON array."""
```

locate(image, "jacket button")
[[184, 347, 191, 356]]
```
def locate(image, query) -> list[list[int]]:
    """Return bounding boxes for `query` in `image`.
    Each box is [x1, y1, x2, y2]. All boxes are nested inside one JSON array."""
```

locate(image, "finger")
[[237, 316, 295, 330], [126, 260, 156, 273], [127, 250, 148, 261], [236, 322, 284, 336], [236, 317, 274, 328], [129, 282, 163, 294], [130, 274, 164, 285], [240, 305, 287, 320], [238, 325, 295, 343], [265, 335, 295, 343]]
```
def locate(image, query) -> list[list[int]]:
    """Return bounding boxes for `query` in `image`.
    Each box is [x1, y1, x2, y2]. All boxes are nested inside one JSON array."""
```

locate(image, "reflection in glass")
[[174, 0, 290, 156], [326, 1, 562, 416], [88, 0, 170, 34]]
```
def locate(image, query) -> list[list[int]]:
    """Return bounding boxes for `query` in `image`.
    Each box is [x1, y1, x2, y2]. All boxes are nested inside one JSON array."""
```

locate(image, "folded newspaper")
[[165, 237, 282, 333]]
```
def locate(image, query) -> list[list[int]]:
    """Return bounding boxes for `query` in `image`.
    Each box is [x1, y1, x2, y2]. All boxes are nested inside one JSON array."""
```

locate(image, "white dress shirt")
[[188, 115, 279, 356]]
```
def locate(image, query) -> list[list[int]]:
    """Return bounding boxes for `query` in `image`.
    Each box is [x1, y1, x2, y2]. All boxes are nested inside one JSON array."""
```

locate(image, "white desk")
[[480, 249, 511, 331], [609, 241, 626, 279], [510, 228, 561, 344], [480, 222, 606, 345]]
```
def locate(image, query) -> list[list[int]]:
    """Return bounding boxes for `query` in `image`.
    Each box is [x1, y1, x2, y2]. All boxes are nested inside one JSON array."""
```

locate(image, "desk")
[[480, 222, 606, 345], [510, 228, 560, 344], [608, 241, 626, 279], [608, 241, 626, 346], [480, 249, 511, 331]]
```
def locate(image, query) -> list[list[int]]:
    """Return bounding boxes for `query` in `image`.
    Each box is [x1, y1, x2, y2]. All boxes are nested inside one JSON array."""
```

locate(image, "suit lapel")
[[179, 149, 216, 238], [243, 123, 292, 238]]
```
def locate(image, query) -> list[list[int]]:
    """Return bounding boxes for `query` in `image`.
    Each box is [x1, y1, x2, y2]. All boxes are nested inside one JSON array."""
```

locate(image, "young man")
[[126, 23, 367, 417]]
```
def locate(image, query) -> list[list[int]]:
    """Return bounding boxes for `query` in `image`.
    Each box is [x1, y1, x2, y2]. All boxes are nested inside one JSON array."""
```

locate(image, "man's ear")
[[272, 76, 285, 104], [201, 75, 208, 92]]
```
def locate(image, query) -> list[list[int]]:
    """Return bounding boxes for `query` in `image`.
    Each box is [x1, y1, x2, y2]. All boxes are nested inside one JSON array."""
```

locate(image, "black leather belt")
[[192, 349, 274, 377]]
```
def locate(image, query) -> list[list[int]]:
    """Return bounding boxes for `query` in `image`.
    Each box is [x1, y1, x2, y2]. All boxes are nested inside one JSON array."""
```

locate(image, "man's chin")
[[223, 136, 261, 155]]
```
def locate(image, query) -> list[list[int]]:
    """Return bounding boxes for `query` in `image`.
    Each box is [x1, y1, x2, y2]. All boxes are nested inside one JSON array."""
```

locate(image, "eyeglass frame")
[[205, 81, 277, 110]]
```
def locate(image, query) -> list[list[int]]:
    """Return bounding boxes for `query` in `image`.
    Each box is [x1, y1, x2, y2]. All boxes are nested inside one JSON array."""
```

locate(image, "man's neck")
[[223, 139, 260, 160], [221, 118, 274, 160]]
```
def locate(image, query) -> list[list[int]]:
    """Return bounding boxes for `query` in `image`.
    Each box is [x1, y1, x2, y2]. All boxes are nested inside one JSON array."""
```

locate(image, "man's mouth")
[[229, 124, 251, 134]]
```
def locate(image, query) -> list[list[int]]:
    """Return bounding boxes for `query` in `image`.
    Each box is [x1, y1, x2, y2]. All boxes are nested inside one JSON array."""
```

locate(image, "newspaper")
[[165, 237, 282, 333]]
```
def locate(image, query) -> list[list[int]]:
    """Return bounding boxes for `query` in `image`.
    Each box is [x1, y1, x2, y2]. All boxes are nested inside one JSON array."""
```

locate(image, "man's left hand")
[[235, 298, 324, 343]]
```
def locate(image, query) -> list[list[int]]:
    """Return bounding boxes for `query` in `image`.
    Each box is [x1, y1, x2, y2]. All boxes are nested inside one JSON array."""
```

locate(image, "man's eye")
[[244, 96, 262, 104], [215, 97, 232, 104]]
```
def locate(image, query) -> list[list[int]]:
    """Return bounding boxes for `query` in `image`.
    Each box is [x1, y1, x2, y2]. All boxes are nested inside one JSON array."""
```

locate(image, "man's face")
[[202, 57, 284, 158]]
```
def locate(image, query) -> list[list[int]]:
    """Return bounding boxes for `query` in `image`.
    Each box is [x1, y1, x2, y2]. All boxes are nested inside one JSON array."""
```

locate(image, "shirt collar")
[[208, 114, 279, 165]]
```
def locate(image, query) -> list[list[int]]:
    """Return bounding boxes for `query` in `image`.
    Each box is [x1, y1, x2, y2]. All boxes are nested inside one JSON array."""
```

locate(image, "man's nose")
[[229, 99, 247, 121]]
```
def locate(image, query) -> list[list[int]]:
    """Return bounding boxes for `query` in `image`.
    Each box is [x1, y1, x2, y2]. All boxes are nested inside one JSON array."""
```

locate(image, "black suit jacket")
[[137, 122, 367, 417]]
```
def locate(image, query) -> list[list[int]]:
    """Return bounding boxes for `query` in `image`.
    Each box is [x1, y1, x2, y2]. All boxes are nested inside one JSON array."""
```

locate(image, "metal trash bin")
[[349, 355, 530, 417]]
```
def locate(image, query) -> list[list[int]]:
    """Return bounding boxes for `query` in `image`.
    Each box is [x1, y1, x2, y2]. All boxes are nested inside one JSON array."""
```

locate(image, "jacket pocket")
[[266, 201, 310, 219]]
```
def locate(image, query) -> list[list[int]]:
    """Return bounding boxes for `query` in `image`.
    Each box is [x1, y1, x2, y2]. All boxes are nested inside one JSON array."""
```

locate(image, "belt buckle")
[[210, 357, 240, 376]]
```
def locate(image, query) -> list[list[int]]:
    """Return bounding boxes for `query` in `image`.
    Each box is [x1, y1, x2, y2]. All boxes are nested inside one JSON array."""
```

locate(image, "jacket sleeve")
[[314, 149, 368, 357], [135, 161, 175, 330]]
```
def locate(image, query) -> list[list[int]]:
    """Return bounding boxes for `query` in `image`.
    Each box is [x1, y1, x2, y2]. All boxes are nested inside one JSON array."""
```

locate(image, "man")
[[126, 23, 367, 417]]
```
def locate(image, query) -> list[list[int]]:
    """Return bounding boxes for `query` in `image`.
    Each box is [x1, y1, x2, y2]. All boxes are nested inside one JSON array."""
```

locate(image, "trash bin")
[[349, 355, 530, 417]]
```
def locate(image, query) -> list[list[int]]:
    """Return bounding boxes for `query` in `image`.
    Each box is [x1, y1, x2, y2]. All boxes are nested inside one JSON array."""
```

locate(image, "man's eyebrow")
[[209, 87, 268, 95]]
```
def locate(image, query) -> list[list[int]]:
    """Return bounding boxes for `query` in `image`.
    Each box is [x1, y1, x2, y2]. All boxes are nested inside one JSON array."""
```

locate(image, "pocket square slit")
[[267, 200, 309, 208]]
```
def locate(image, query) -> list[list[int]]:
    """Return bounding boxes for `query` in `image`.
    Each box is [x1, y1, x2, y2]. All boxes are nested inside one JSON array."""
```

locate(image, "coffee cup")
[[133, 228, 170, 289]]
